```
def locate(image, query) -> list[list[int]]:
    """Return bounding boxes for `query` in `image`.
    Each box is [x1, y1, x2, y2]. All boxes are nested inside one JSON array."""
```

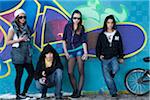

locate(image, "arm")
[[35, 62, 46, 84], [62, 24, 70, 59], [96, 34, 103, 60], [34, 61, 45, 80], [117, 31, 124, 63], [62, 40, 70, 60], [81, 26, 88, 60], [7, 27, 28, 45], [62, 40, 68, 54], [118, 32, 124, 59], [7, 28, 19, 45], [82, 43, 88, 54], [81, 43, 88, 60]]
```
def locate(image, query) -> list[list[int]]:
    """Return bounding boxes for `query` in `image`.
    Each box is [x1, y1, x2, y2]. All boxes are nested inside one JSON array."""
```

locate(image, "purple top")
[[63, 23, 87, 50]]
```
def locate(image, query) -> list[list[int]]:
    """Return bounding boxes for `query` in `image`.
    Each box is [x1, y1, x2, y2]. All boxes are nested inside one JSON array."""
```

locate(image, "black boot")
[[77, 90, 81, 97], [41, 93, 46, 98], [70, 89, 78, 98], [71, 90, 81, 98], [21, 93, 33, 98]]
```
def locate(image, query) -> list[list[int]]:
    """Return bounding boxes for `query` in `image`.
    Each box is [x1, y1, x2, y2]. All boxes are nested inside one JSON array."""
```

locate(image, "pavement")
[[0, 93, 149, 100]]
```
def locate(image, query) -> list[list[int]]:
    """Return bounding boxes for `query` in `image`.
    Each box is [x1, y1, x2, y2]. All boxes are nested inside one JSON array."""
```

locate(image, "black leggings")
[[68, 56, 84, 94], [14, 63, 34, 95]]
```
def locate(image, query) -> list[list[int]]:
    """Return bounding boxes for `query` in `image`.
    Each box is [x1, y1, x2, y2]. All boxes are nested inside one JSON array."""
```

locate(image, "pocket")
[[29, 47, 33, 56], [76, 49, 83, 56]]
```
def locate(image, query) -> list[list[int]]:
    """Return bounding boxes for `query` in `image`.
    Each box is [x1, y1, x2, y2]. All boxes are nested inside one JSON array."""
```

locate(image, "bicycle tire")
[[125, 68, 150, 96]]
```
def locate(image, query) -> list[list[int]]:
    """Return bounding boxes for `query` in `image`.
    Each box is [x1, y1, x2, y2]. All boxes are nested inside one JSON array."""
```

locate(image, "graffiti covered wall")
[[0, 0, 149, 94]]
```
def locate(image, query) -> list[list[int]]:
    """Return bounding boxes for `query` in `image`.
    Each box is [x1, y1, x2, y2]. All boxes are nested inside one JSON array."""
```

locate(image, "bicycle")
[[124, 57, 150, 96]]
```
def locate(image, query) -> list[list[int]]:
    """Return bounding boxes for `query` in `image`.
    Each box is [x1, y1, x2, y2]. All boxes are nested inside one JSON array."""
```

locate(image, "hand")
[[100, 55, 104, 60], [118, 58, 124, 64], [42, 71, 46, 76], [82, 53, 88, 60], [39, 77, 46, 85], [65, 52, 70, 60], [18, 35, 28, 42]]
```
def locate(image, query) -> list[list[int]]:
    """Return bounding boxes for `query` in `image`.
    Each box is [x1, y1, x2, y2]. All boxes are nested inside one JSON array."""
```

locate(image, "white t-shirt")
[[104, 30, 116, 44]]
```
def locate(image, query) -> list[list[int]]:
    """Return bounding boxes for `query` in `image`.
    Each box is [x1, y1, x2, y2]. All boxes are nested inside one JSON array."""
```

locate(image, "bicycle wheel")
[[125, 68, 150, 96]]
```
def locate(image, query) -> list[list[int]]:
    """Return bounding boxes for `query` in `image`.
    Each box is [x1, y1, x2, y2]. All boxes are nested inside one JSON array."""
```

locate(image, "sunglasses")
[[18, 16, 26, 19], [73, 17, 81, 20]]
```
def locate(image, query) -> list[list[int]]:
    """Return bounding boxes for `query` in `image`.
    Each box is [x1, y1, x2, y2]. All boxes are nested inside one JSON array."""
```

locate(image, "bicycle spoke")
[[138, 85, 141, 94], [128, 73, 138, 81], [141, 84, 148, 93], [140, 83, 149, 94], [131, 74, 138, 79], [131, 82, 138, 93]]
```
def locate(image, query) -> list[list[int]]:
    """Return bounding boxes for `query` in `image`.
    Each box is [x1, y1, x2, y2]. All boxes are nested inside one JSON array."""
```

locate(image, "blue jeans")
[[101, 57, 119, 95], [36, 68, 63, 97]]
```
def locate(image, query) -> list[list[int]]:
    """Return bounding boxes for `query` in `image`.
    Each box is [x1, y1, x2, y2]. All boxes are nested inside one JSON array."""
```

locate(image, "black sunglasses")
[[73, 17, 81, 20], [18, 16, 26, 19]]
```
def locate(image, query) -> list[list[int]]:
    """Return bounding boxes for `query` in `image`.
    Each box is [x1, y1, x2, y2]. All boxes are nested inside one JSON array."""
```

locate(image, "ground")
[[0, 93, 149, 100]]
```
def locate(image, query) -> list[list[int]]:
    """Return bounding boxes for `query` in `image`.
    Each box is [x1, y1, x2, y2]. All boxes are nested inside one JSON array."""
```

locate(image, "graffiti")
[[0, 59, 10, 79], [73, 0, 128, 30], [0, 0, 148, 80]]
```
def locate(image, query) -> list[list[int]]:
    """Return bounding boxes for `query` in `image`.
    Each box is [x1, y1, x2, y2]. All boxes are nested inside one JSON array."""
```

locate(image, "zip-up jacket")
[[96, 30, 124, 60], [63, 23, 87, 50]]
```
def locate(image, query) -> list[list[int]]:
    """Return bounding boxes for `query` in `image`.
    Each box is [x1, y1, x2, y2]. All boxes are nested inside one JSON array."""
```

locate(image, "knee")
[[68, 68, 73, 76], [35, 80, 44, 90], [78, 70, 84, 77], [68, 71, 74, 77], [113, 66, 119, 74], [28, 72, 34, 79], [56, 69, 63, 80], [102, 66, 109, 73], [28, 73, 34, 79], [28, 70, 34, 78], [16, 73, 22, 78]]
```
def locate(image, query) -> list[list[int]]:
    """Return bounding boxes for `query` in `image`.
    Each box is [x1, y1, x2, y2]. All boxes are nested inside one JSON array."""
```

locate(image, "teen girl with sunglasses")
[[62, 10, 88, 98], [7, 9, 34, 99]]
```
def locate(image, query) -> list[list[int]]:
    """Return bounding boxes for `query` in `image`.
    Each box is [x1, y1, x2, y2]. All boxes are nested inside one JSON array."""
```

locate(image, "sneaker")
[[56, 96, 63, 100], [16, 94, 26, 99], [21, 93, 33, 98], [41, 93, 47, 98], [111, 94, 118, 97]]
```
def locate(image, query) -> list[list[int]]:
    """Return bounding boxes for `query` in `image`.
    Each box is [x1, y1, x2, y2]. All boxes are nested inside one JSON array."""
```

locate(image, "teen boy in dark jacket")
[[35, 44, 63, 99], [96, 15, 124, 97]]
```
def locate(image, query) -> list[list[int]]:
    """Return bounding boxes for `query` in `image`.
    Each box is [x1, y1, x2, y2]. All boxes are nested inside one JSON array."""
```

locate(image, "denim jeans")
[[101, 57, 119, 95], [36, 68, 63, 97]]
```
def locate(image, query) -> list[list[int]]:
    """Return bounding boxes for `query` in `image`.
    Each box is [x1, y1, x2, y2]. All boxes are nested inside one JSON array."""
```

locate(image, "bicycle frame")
[[138, 70, 150, 83]]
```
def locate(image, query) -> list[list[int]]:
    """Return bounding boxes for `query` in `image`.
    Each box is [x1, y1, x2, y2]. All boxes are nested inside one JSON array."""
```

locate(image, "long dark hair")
[[71, 10, 83, 34], [38, 44, 61, 68], [14, 15, 27, 33], [103, 15, 116, 32], [14, 15, 26, 26]]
